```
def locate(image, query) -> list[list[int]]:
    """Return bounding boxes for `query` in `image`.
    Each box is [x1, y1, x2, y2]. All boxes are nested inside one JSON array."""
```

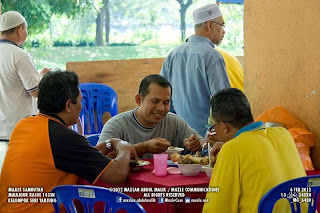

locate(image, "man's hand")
[[183, 133, 201, 152], [146, 138, 171, 154], [206, 133, 219, 145], [210, 142, 224, 156], [100, 139, 133, 184], [114, 140, 138, 160], [107, 151, 116, 159], [40, 67, 51, 76]]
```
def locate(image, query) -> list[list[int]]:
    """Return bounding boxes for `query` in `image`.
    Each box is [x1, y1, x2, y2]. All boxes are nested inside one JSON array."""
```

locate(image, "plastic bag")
[[255, 106, 307, 129], [288, 128, 315, 147], [295, 143, 314, 171]]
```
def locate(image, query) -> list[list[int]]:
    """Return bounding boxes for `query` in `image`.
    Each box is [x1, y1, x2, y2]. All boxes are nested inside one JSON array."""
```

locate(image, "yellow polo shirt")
[[216, 47, 244, 91], [203, 127, 306, 213]]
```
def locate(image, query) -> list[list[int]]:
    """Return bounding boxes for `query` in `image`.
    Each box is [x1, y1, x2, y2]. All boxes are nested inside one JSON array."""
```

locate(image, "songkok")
[[0, 11, 26, 31], [193, 4, 222, 25]]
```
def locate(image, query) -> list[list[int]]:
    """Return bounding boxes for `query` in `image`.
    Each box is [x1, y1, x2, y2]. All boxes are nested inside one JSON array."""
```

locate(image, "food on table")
[[171, 152, 216, 167], [164, 146, 184, 159]]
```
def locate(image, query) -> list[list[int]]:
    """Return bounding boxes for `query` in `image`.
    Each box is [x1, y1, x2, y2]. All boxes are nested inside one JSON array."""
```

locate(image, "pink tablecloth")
[[78, 161, 210, 213], [78, 165, 320, 213]]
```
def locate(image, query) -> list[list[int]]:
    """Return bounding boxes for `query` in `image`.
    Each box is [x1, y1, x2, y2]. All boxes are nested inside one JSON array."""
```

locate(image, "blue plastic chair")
[[258, 175, 320, 213], [51, 185, 146, 213], [86, 134, 100, 146], [76, 83, 118, 135]]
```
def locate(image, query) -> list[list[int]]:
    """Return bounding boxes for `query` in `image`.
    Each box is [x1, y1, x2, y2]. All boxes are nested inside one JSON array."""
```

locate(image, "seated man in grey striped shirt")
[[98, 74, 205, 158]]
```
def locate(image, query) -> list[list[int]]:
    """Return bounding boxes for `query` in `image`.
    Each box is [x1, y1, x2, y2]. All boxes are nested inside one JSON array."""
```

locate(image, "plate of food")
[[130, 160, 151, 171], [164, 146, 184, 159], [171, 152, 210, 165]]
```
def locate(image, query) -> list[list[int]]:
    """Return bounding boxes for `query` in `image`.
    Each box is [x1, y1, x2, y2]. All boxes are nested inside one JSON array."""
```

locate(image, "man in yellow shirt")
[[215, 47, 244, 91], [202, 88, 306, 213]]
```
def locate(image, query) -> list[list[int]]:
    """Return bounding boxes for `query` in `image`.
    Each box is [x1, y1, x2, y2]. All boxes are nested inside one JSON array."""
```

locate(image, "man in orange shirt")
[[0, 70, 136, 213]]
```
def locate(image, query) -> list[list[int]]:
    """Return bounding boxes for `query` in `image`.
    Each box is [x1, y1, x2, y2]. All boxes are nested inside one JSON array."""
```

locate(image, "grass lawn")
[[28, 44, 179, 70]]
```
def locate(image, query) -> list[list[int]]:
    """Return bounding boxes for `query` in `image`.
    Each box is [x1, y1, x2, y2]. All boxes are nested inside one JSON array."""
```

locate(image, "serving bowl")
[[177, 164, 202, 176]]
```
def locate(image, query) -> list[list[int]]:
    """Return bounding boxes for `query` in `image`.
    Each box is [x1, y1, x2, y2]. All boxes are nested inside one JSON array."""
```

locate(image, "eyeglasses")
[[212, 21, 225, 28], [206, 120, 233, 133], [205, 122, 221, 133]]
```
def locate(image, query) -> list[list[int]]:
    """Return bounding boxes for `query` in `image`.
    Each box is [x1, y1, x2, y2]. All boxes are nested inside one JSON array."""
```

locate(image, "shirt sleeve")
[[49, 121, 112, 184], [202, 142, 240, 213], [16, 53, 41, 92]]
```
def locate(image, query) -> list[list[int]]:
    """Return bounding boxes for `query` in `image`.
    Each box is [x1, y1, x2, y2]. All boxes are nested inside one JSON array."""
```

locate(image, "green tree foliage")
[[1, 0, 95, 34], [1, 0, 243, 55], [218, 4, 244, 54]]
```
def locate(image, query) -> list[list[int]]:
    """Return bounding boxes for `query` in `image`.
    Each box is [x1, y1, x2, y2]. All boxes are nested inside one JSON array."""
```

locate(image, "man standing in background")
[[215, 46, 244, 91], [0, 11, 50, 171], [160, 4, 230, 137]]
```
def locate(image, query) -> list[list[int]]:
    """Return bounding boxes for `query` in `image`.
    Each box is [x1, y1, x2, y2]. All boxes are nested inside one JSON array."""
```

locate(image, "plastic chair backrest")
[[78, 83, 118, 135], [86, 134, 100, 146], [51, 185, 146, 213], [258, 175, 320, 213]]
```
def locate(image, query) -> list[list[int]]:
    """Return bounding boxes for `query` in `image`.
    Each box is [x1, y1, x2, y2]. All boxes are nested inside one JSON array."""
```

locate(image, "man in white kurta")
[[0, 11, 50, 171]]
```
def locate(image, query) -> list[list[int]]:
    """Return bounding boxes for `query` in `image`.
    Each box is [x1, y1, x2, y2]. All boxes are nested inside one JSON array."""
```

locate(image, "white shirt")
[[0, 41, 40, 139]]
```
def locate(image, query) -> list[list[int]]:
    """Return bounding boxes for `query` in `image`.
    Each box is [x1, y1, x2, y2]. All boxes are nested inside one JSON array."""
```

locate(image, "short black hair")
[[210, 88, 254, 129], [38, 70, 80, 113], [138, 74, 172, 98]]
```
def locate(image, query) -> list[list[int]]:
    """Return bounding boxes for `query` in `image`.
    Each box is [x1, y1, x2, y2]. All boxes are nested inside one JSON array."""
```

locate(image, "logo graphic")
[[158, 197, 164, 203], [116, 196, 122, 203], [185, 197, 191, 203]]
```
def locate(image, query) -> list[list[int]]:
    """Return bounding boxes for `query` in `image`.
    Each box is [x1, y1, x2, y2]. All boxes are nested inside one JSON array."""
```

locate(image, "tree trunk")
[[95, 12, 103, 46], [104, 0, 110, 45], [180, 6, 187, 42], [176, 0, 195, 42]]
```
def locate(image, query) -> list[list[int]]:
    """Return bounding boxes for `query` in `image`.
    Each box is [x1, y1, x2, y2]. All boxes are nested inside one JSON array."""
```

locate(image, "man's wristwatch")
[[105, 139, 113, 151]]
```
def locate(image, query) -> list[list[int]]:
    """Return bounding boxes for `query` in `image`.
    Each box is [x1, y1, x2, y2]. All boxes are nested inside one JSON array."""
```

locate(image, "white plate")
[[165, 147, 184, 153], [136, 160, 151, 166], [130, 160, 151, 171]]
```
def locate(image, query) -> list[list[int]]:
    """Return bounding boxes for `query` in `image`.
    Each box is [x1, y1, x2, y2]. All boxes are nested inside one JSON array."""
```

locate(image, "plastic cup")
[[153, 154, 168, 176]]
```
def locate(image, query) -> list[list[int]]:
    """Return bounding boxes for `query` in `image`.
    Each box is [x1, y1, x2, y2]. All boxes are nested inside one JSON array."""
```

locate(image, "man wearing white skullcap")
[[160, 4, 230, 142], [0, 11, 50, 172]]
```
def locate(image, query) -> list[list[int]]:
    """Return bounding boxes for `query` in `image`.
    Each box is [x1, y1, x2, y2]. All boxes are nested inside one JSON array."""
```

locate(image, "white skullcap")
[[0, 11, 26, 31], [193, 4, 222, 25]]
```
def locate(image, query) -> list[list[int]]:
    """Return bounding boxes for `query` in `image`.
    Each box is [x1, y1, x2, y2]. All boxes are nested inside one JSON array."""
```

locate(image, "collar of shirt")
[[0, 39, 20, 47], [39, 110, 68, 126], [234, 121, 264, 138], [186, 35, 215, 49], [132, 107, 159, 129]]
